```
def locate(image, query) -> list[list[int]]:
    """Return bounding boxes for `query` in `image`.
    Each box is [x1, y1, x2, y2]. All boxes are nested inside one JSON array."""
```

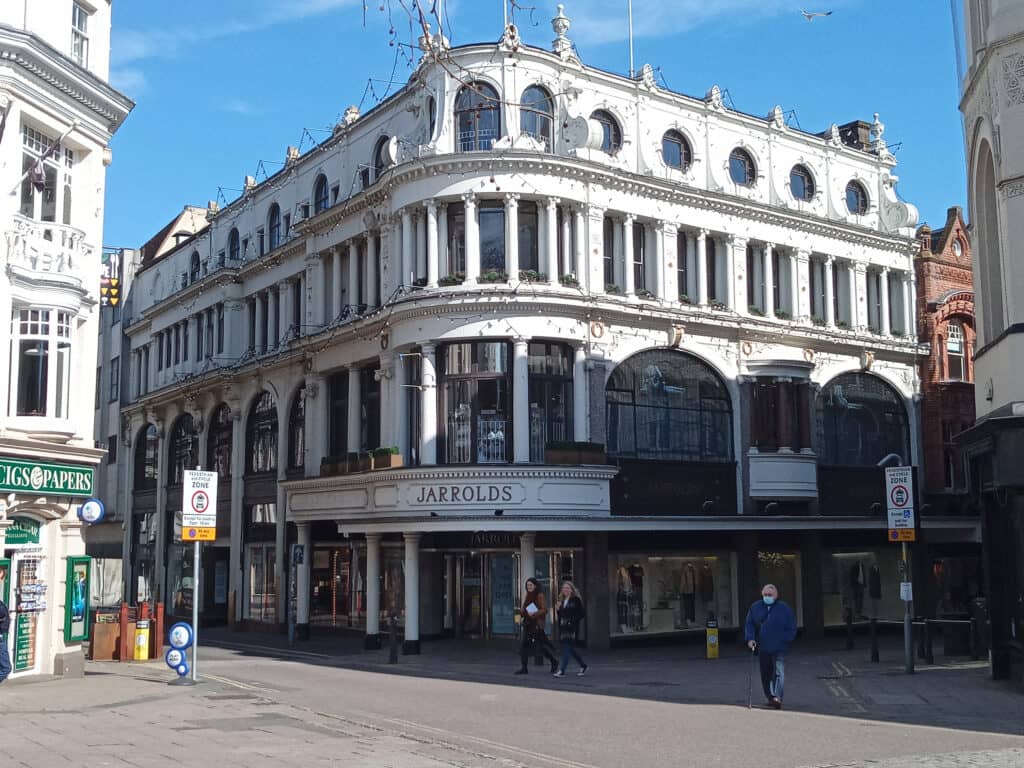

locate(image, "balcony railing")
[[5, 214, 91, 284], [445, 412, 508, 464]]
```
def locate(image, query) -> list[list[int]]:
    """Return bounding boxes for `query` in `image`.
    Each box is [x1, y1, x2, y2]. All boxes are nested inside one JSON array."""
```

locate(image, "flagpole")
[[628, 0, 635, 78], [9, 120, 77, 196]]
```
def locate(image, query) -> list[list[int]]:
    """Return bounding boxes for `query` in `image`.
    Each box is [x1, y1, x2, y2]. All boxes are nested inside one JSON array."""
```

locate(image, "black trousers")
[[521, 629, 557, 669]]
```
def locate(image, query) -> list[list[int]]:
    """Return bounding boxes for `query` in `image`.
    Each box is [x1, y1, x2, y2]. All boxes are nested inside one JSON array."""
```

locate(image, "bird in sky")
[[800, 9, 833, 21]]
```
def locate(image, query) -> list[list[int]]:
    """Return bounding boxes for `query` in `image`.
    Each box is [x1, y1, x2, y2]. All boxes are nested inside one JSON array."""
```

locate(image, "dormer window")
[[662, 130, 692, 170], [228, 228, 240, 261], [591, 110, 622, 154], [71, 3, 89, 67], [845, 180, 869, 215], [789, 165, 815, 201], [456, 82, 501, 151], [728, 148, 756, 186], [268, 203, 281, 250], [189, 251, 201, 283], [520, 85, 554, 150], [314, 175, 329, 214], [373, 136, 390, 181]]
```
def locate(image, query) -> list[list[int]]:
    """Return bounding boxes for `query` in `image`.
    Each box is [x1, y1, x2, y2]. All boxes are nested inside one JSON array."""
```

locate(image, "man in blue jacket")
[[744, 583, 797, 709]]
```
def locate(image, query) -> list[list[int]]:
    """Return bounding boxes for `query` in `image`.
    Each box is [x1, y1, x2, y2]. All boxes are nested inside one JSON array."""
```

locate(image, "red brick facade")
[[915, 207, 975, 509]]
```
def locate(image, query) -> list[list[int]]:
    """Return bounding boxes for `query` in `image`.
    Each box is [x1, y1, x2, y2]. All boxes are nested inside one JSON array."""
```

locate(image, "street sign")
[[885, 466, 916, 542], [182, 470, 218, 541]]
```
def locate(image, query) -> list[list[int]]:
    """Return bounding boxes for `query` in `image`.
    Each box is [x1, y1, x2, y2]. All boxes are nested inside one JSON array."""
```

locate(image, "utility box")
[[706, 617, 719, 659], [133, 619, 151, 661]]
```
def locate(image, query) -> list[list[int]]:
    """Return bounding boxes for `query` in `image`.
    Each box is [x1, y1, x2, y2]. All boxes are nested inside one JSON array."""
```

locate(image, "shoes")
[[577, 665, 588, 677], [549, 660, 559, 674], [552, 670, 565, 677], [514, 668, 528, 675], [770, 697, 783, 709]]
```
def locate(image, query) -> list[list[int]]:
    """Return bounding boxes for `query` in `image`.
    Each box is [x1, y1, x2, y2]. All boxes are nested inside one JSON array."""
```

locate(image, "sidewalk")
[[197, 627, 1024, 736]]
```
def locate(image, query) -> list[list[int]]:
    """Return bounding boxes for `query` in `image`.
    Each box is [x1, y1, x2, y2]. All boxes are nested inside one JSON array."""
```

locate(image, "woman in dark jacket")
[[554, 581, 588, 677], [516, 577, 558, 675]]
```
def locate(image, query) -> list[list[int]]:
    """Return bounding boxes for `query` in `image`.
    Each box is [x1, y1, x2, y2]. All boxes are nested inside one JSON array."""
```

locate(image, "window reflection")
[[442, 342, 510, 464]]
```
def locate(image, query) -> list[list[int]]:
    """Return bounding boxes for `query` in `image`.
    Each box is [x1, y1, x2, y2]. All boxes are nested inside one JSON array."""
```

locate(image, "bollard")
[[870, 618, 879, 663], [845, 608, 854, 651], [705, 616, 719, 660], [388, 615, 398, 664]]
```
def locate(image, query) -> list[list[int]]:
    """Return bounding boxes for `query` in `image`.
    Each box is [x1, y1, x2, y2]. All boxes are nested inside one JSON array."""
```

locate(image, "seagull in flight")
[[800, 9, 833, 21]]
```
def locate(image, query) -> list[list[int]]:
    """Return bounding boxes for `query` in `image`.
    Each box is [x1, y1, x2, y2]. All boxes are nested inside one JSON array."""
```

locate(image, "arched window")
[[845, 180, 868, 214], [267, 204, 281, 251], [246, 391, 278, 474], [455, 81, 501, 151], [133, 425, 158, 491], [228, 228, 240, 262], [372, 136, 390, 181], [728, 148, 756, 186], [605, 349, 733, 462], [427, 96, 437, 138], [973, 142, 1003, 341], [789, 165, 815, 201], [817, 373, 909, 467], [168, 414, 197, 485], [206, 403, 233, 478], [520, 85, 553, 150], [288, 386, 305, 471], [590, 110, 622, 153], [662, 130, 692, 170], [189, 251, 201, 283], [313, 174, 329, 214], [946, 321, 965, 381]]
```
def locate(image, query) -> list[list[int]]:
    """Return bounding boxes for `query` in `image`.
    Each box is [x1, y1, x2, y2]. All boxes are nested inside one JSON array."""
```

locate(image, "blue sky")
[[104, 0, 966, 248]]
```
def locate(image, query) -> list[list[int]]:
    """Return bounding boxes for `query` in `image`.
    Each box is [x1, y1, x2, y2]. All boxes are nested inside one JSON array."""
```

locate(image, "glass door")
[[459, 554, 483, 637], [488, 554, 516, 636]]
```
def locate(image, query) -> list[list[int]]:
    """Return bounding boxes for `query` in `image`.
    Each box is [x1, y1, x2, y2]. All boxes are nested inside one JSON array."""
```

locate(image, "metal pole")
[[903, 541, 913, 674], [192, 539, 199, 681], [627, 0, 635, 78]]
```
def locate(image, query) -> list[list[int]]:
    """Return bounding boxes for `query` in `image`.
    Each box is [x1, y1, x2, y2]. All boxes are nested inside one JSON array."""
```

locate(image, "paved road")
[[2, 635, 1022, 767]]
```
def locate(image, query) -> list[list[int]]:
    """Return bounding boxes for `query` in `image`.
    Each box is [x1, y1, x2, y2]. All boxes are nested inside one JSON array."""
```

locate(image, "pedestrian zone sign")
[[884, 466, 915, 543], [182, 470, 217, 541]]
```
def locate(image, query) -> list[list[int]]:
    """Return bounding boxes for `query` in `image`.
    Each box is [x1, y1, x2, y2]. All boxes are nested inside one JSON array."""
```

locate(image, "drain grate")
[[205, 693, 258, 701]]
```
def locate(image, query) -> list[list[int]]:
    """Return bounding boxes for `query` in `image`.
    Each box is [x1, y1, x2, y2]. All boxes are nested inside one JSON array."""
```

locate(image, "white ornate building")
[[956, 0, 1024, 683], [0, 1, 132, 676], [115, 7, 976, 650]]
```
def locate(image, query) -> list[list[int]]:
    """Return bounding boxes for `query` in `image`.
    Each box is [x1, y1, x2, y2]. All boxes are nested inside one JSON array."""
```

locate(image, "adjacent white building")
[[956, 0, 1024, 683], [114, 8, 972, 651], [0, 1, 132, 676]]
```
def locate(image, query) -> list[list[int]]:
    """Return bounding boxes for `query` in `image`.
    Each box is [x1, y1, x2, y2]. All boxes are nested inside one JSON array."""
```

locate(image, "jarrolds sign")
[[409, 483, 525, 506], [0, 457, 95, 498]]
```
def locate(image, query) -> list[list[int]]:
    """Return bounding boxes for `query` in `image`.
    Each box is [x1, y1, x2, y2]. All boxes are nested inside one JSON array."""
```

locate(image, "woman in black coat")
[[554, 581, 588, 677]]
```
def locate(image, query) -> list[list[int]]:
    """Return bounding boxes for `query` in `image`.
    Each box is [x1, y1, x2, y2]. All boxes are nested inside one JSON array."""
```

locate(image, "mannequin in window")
[[628, 563, 644, 630], [699, 562, 715, 606], [850, 560, 866, 618], [868, 563, 882, 618], [616, 565, 632, 630], [680, 562, 697, 625]]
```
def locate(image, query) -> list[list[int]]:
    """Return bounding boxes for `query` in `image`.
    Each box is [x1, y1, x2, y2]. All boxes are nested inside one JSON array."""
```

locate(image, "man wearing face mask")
[[744, 583, 797, 709]]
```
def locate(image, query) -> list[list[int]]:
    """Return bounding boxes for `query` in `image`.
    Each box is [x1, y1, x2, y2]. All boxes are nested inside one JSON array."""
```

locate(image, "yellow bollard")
[[134, 619, 151, 661], [705, 617, 719, 659]]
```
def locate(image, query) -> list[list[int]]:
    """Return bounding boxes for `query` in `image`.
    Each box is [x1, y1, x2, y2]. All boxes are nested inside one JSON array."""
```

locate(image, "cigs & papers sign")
[[182, 470, 217, 542]]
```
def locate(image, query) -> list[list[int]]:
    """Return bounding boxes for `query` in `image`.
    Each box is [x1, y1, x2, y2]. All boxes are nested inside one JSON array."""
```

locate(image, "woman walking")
[[515, 577, 558, 675], [554, 581, 588, 677]]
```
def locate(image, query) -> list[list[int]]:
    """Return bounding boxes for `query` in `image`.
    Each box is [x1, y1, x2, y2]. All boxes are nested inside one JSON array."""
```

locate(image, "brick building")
[[915, 207, 976, 515]]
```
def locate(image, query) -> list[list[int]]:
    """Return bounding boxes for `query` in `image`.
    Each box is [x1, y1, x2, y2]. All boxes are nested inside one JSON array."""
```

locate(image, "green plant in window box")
[[891, 329, 905, 338], [356, 452, 372, 472], [811, 315, 826, 327], [605, 283, 623, 295], [559, 273, 579, 288], [412, 277, 428, 288], [774, 309, 791, 320], [518, 269, 547, 283], [679, 293, 693, 305], [544, 441, 607, 465], [479, 269, 508, 283], [636, 288, 656, 300], [371, 446, 403, 469], [438, 273, 465, 287], [836, 320, 850, 330], [748, 305, 765, 317], [867, 325, 879, 335], [709, 300, 728, 311]]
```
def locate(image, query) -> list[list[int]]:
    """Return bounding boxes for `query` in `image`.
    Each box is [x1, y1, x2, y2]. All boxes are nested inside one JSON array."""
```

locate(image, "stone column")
[[348, 241, 361, 310], [377, 354, 395, 450], [573, 207, 586, 289], [364, 533, 382, 648], [229, 410, 245, 622], [728, 236, 743, 313], [425, 201, 439, 288], [902, 272, 914, 337], [696, 229, 709, 305], [587, 205, 605, 293], [560, 205, 572, 278], [764, 243, 775, 318], [415, 211, 427, 282], [153, 422, 168, 604], [651, 222, 665, 299], [853, 262, 867, 330], [437, 204, 449, 278], [776, 378, 793, 452], [254, 292, 265, 354], [879, 267, 891, 336], [622, 215, 635, 296], [513, 338, 530, 462], [420, 343, 438, 465], [304, 373, 326, 476], [366, 233, 379, 308], [824, 257, 836, 328], [504, 193, 519, 283], [330, 248, 342, 321], [573, 343, 587, 442], [546, 197, 559, 285], [789, 251, 801, 319], [268, 287, 279, 349], [520, 532, 536, 584], [401, 209, 414, 287], [278, 280, 291, 344], [612, 215, 624, 289], [798, 381, 813, 453], [296, 522, 312, 640], [463, 194, 480, 284], [846, 261, 858, 328], [305, 246, 325, 330], [347, 366, 362, 453], [402, 532, 421, 654], [395, 353, 409, 461], [662, 222, 678, 301]]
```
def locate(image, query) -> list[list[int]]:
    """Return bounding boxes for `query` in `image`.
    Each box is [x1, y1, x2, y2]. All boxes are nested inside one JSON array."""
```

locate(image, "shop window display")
[[310, 544, 366, 627], [756, 551, 801, 622], [821, 549, 902, 625], [610, 553, 736, 636]]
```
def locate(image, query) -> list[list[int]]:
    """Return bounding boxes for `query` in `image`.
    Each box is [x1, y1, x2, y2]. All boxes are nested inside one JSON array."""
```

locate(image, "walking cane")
[[747, 643, 756, 709]]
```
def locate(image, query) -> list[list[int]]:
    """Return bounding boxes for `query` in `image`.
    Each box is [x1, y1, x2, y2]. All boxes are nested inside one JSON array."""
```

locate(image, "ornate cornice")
[[282, 464, 620, 492]]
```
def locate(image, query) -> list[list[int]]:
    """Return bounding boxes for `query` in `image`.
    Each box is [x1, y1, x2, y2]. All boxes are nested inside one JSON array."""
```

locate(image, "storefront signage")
[[14, 612, 35, 671], [5, 517, 41, 546], [409, 483, 521, 506], [885, 466, 916, 543], [0, 457, 94, 498], [182, 469, 217, 541], [78, 498, 106, 525], [472, 532, 521, 548], [64, 556, 91, 643]]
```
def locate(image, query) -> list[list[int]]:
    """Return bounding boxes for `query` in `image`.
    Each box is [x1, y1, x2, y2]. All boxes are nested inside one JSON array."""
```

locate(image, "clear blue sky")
[[104, 0, 966, 248]]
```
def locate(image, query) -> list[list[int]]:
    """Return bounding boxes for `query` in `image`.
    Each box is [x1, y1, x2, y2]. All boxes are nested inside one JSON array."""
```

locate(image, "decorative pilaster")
[[463, 194, 480, 284], [420, 343, 438, 465]]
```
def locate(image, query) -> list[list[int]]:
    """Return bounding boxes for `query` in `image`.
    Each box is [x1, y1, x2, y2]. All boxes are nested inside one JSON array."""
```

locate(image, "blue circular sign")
[[78, 498, 106, 525], [168, 622, 193, 650], [165, 648, 185, 670]]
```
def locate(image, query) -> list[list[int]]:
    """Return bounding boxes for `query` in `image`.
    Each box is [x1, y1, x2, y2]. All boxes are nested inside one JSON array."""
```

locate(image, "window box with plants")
[[479, 269, 508, 284], [439, 273, 465, 287], [518, 269, 547, 283], [605, 283, 623, 295], [412, 277, 428, 288], [356, 452, 372, 472], [679, 293, 693, 305], [890, 329, 905, 338], [774, 309, 791, 320], [811, 315, 826, 327], [371, 447, 404, 469], [709, 300, 728, 311], [544, 441, 607, 465], [836, 320, 850, 330], [559, 273, 579, 288], [748, 305, 765, 317], [636, 288, 656, 301]]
